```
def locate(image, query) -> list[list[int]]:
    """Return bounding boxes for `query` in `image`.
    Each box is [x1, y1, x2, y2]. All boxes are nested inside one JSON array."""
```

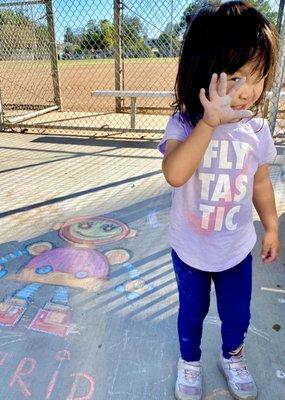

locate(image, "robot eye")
[[78, 222, 93, 229]]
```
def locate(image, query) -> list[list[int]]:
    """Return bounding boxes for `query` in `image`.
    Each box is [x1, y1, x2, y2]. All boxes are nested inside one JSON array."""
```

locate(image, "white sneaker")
[[175, 357, 202, 400], [218, 352, 258, 399]]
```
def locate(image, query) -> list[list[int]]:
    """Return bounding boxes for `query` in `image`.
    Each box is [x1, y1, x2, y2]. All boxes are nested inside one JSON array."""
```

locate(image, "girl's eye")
[[230, 77, 241, 82]]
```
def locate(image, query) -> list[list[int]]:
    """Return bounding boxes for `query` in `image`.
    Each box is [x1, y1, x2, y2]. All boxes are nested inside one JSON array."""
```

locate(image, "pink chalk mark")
[[0, 351, 11, 366], [46, 370, 59, 400], [25, 247, 109, 279], [55, 349, 71, 361], [66, 372, 95, 400], [9, 357, 36, 397]]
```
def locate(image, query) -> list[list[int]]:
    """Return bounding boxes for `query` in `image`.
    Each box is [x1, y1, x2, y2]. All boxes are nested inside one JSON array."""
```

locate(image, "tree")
[[0, 10, 49, 60], [157, 22, 181, 57], [248, 0, 278, 25], [63, 27, 77, 44], [121, 16, 152, 57], [178, 0, 278, 35], [81, 19, 114, 53]]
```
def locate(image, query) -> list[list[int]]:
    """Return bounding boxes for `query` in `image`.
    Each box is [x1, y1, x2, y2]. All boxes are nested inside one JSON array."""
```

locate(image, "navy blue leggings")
[[171, 248, 252, 361]]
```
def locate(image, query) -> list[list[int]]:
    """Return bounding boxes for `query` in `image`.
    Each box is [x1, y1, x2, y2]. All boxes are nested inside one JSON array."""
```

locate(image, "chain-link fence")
[[0, 0, 284, 139]]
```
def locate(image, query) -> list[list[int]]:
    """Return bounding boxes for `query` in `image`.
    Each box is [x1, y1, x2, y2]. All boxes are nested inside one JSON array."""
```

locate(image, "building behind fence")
[[0, 0, 284, 138]]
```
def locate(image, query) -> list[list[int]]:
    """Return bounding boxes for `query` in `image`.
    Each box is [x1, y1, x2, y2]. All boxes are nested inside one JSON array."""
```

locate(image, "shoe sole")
[[174, 384, 202, 400], [217, 361, 258, 400], [174, 390, 202, 400]]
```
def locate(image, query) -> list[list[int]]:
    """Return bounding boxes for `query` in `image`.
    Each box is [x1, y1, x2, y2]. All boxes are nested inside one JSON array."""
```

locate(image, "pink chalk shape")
[[29, 303, 73, 337], [25, 247, 109, 279], [0, 301, 26, 327], [59, 215, 130, 247]]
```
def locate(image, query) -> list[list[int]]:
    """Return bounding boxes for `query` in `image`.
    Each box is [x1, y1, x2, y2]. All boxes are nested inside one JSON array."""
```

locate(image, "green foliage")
[[0, 10, 49, 60], [178, 0, 278, 34]]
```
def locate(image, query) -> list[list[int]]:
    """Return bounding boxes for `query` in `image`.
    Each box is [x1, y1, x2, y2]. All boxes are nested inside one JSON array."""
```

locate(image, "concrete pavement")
[[0, 132, 284, 400]]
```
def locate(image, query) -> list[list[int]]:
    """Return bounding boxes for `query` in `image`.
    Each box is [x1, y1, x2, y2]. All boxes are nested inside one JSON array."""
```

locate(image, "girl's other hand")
[[199, 72, 253, 128], [261, 230, 280, 263]]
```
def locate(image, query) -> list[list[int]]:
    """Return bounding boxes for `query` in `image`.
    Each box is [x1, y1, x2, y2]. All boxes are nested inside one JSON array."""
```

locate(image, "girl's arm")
[[162, 119, 215, 187], [162, 72, 252, 188]]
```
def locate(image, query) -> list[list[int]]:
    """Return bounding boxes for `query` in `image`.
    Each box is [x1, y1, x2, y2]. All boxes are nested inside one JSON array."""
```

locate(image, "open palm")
[[199, 72, 253, 128]]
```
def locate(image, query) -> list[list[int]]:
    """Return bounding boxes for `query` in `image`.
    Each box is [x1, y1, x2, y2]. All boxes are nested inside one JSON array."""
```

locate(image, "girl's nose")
[[238, 85, 253, 101]]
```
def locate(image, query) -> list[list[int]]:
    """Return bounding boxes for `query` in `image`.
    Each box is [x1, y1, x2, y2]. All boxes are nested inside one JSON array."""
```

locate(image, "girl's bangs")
[[225, 46, 270, 79]]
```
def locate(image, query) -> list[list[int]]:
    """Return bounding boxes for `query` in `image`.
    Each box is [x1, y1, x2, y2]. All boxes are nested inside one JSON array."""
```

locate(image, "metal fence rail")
[[0, 0, 284, 138]]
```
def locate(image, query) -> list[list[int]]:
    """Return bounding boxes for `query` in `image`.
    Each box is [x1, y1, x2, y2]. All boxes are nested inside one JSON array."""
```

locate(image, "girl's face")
[[224, 60, 266, 110]]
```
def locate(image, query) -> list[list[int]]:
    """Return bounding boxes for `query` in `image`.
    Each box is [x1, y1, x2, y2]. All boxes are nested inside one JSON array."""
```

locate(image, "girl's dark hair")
[[171, 0, 280, 127]]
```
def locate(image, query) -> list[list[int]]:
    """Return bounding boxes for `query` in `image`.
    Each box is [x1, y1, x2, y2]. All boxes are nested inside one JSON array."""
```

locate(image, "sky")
[[12, 0, 281, 43], [51, 0, 204, 42]]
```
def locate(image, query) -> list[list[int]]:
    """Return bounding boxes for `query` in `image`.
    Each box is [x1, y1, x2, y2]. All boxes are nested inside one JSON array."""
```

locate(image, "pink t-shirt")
[[158, 112, 277, 272]]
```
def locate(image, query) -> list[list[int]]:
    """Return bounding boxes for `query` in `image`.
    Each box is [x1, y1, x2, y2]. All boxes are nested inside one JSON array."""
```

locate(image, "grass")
[[0, 57, 178, 70]]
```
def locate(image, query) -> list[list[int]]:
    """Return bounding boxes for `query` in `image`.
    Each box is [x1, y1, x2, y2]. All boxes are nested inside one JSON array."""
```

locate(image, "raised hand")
[[199, 72, 253, 128]]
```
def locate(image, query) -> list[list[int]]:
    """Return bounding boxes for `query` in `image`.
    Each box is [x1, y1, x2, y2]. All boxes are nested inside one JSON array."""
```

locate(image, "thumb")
[[261, 244, 271, 260]]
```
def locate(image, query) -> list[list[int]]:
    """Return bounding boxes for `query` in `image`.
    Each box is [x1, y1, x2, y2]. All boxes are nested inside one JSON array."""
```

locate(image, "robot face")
[[59, 216, 130, 247]]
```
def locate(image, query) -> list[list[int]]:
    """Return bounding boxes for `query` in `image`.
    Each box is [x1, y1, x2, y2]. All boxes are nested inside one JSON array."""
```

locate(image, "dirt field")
[[1, 58, 284, 136], [1, 58, 178, 115]]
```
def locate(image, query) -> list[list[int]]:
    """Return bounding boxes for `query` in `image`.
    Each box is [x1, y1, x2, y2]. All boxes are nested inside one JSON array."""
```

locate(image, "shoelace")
[[232, 362, 250, 379], [236, 365, 249, 378], [184, 368, 200, 382]]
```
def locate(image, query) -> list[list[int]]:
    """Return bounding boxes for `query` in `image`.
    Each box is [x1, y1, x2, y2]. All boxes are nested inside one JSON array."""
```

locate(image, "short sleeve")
[[157, 112, 192, 155], [258, 119, 277, 166]]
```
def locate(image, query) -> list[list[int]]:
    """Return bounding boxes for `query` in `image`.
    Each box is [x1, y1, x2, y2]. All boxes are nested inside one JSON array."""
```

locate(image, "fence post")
[[114, 0, 123, 113], [0, 89, 4, 132], [45, 0, 62, 110], [268, 3, 285, 134]]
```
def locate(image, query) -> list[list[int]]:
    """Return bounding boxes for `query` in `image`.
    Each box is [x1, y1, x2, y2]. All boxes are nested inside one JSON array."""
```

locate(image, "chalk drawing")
[[28, 286, 75, 337], [0, 284, 42, 327], [8, 247, 109, 292], [46, 350, 71, 399], [26, 241, 53, 256], [261, 287, 285, 294], [147, 211, 162, 228], [0, 349, 95, 399], [104, 248, 131, 265], [29, 302, 75, 337], [0, 242, 53, 280], [115, 262, 155, 300], [276, 370, 285, 379], [59, 215, 136, 247]]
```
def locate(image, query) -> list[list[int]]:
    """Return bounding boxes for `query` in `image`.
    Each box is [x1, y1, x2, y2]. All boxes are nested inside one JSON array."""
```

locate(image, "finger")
[[228, 76, 246, 98], [217, 72, 227, 97], [199, 88, 210, 108], [262, 249, 276, 262], [233, 109, 253, 120], [261, 245, 271, 261], [209, 73, 218, 101], [265, 247, 278, 261]]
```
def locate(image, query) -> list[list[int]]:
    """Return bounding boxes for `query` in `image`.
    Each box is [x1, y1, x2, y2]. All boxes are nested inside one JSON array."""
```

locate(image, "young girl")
[[157, 1, 281, 399]]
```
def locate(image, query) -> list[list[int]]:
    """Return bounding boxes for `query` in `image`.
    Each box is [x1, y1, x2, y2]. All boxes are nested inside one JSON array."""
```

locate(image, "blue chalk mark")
[[51, 287, 68, 305], [0, 249, 29, 265], [36, 265, 53, 275], [123, 262, 135, 271], [127, 292, 141, 300], [75, 271, 88, 279], [147, 283, 155, 292], [115, 284, 125, 293], [0, 269, 8, 278], [15, 283, 42, 301], [129, 269, 140, 279]]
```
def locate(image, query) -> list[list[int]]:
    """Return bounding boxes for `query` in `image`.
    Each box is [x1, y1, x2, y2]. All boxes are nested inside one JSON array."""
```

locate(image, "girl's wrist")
[[200, 118, 218, 130]]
